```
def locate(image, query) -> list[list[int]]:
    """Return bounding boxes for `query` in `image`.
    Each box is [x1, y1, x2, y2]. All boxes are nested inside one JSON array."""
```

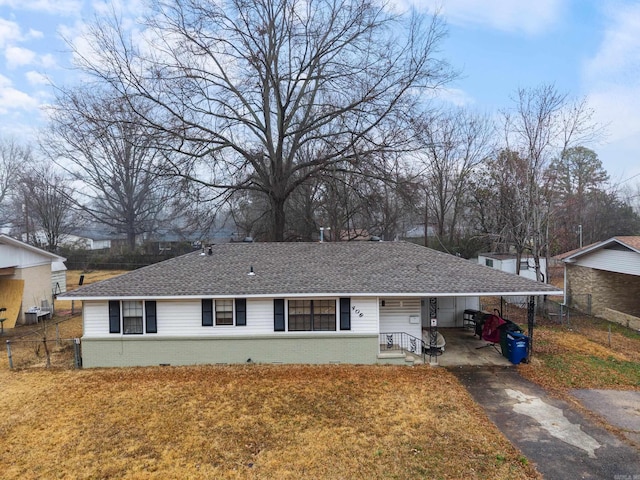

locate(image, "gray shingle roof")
[[60, 241, 562, 299]]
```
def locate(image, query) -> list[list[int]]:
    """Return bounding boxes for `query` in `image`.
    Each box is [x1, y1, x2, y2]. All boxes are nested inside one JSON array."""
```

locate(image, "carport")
[[436, 327, 512, 366]]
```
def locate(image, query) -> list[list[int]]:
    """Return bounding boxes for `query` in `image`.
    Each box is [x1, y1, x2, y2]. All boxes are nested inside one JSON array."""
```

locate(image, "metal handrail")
[[379, 332, 426, 363]]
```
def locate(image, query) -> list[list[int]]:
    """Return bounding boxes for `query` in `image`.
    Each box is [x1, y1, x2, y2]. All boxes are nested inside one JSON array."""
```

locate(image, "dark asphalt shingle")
[[60, 241, 562, 299]]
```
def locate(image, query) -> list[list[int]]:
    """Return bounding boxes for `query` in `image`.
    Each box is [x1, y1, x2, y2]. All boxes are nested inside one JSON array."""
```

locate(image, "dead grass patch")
[[519, 323, 640, 393], [1, 315, 84, 370], [0, 365, 541, 479]]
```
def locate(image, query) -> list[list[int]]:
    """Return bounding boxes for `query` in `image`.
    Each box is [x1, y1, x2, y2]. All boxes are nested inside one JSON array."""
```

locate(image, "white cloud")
[[395, 0, 565, 35], [25, 70, 48, 85], [430, 87, 475, 107], [27, 28, 44, 39], [0, 18, 23, 48], [40, 53, 57, 69], [5, 45, 37, 68], [584, 3, 640, 86], [0, 0, 82, 16], [0, 74, 39, 113], [92, 0, 147, 18], [583, 2, 640, 178]]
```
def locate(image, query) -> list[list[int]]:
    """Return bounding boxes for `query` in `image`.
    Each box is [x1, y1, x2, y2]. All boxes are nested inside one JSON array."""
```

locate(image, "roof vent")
[[248, 265, 255, 276], [207, 246, 213, 255], [369, 236, 381, 242], [243, 237, 254, 243]]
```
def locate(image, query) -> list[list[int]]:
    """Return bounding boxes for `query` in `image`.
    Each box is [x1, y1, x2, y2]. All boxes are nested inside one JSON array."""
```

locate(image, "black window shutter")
[[235, 298, 247, 326], [202, 299, 213, 326], [145, 301, 157, 333], [108, 300, 121, 334], [274, 299, 285, 331], [340, 297, 351, 330]]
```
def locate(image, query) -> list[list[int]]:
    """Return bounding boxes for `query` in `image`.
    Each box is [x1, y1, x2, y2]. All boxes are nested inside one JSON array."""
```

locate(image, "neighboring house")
[[478, 253, 547, 282], [561, 236, 640, 328], [59, 230, 115, 250], [60, 241, 561, 368], [403, 224, 436, 239], [0, 235, 67, 327]]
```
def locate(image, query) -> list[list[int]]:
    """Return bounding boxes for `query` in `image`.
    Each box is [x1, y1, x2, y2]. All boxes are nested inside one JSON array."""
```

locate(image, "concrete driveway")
[[450, 366, 640, 480], [572, 389, 640, 445]]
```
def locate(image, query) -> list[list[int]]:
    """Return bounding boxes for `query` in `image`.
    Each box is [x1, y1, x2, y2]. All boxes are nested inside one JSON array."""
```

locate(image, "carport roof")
[[61, 241, 563, 299]]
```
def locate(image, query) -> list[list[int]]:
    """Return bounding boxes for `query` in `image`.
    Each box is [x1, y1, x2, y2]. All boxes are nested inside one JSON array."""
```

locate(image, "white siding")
[[479, 255, 547, 281], [0, 244, 52, 268], [379, 297, 421, 339], [350, 297, 379, 334], [156, 301, 202, 335], [83, 301, 110, 337], [83, 296, 382, 339], [574, 249, 640, 276], [246, 298, 278, 334], [52, 270, 67, 294]]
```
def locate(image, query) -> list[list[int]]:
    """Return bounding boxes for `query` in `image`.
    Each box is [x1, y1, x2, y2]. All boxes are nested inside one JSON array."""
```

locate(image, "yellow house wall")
[[13, 264, 52, 324]]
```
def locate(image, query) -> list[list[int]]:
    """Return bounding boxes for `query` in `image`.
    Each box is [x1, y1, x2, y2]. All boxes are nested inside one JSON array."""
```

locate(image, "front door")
[[437, 297, 457, 327]]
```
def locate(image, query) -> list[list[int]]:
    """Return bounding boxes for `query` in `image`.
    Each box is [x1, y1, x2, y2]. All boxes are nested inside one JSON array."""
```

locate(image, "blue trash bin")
[[506, 332, 528, 364]]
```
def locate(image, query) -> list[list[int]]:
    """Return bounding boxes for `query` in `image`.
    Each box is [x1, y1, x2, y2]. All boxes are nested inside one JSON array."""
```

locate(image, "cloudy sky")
[[1, 0, 639, 183]]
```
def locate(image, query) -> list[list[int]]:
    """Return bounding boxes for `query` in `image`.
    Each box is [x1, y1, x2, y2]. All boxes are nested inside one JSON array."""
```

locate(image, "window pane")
[[122, 300, 143, 317], [122, 301, 143, 334], [216, 299, 233, 326], [313, 300, 336, 331], [289, 300, 312, 331], [123, 316, 143, 334]]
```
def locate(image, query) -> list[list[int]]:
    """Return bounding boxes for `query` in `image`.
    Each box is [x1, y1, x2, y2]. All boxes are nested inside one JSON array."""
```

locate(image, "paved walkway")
[[450, 366, 640, 480]]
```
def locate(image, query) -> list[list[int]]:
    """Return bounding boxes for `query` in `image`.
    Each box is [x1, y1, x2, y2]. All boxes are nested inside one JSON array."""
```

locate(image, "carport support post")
[[527, 296, 535, 362]]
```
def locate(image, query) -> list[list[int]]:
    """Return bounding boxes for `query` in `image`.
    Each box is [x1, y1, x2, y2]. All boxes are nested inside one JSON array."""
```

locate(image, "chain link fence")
[[2, 318, 81, 370]]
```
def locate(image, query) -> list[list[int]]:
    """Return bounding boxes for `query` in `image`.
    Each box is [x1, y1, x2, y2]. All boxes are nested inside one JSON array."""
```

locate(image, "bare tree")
[[0, 138, 29, 229], [414, 109, 494, 244], [13, 163, 78, 252], [42, 89, 175, 251], [470, 149, 531, 269], [70, 0, 455, 241], [501, 85, 598, 281]]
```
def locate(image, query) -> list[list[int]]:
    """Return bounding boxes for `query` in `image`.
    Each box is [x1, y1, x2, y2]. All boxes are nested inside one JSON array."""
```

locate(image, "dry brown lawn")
[[0, 365, 539, 479], [9, 268, 636, 478]]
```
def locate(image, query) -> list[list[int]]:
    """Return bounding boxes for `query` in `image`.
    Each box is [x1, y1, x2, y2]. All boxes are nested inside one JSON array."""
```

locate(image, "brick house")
[[562, 236, 640, 327]]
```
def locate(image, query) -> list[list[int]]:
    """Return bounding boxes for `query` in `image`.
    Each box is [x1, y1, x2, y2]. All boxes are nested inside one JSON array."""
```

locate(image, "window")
[[288, 299, 336, 331], [109, 300, 156, 334], [122, 301, 143, 334], [288, 300, 312, 331], [485, 258, 494, 267], [215, 299, 233, 325], [520, 260, 530, 271], [203, 299, 246, 327]]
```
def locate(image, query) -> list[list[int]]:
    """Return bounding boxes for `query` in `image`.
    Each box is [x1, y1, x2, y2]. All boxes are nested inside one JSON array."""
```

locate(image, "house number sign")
[[351, 306, 364, 318]]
